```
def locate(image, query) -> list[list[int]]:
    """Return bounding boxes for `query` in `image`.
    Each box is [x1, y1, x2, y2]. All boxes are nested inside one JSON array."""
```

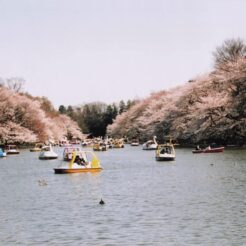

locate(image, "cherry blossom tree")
[[0, 86, 84, 144]]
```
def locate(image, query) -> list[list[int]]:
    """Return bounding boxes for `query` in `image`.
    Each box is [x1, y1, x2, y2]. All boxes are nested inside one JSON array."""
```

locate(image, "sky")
[[0, 0, 246, 108]]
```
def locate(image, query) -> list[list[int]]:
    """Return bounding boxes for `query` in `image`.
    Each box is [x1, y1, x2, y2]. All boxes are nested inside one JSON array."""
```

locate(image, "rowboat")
[[192, 147, 224, 154], [54, 150, 102, 174]]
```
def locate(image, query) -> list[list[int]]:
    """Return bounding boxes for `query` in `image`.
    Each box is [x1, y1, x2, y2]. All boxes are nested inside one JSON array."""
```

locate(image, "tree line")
[[108, 38, 246, 145], [58, 99, 137, 137]]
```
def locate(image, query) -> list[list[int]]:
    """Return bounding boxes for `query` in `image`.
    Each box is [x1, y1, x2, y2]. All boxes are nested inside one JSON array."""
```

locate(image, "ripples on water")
[[0, 146, 246, 245]]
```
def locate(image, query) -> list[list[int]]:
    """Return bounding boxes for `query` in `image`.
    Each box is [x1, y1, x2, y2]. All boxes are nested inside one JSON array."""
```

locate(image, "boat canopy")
[[64, 147, 82, 153], [69, 151, 101, 169], [42, 146, 51, 151], [5, 145, 17, 150]]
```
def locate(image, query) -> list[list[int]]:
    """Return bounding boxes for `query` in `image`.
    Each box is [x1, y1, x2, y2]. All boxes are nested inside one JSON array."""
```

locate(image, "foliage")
[[108, 39, 246, 145], [213, 38, 246, 69], [59, 100, 131, 137], [59, 105, 67, 114], [0, 87, 84, 144]]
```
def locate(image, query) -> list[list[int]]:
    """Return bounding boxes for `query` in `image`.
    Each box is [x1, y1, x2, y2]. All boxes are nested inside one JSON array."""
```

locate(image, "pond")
[[0, 145, 246, 245]]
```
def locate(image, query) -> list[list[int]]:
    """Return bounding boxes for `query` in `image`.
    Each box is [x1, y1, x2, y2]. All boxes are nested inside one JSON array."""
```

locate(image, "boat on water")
[[130, 139, 140, 146], [143, 136, 158, 150], [39, 145, 58, 160], [192, 146, 224, 154], [59, 140, 72, 147], [0, 148, 6, 157], [113, 139, 124, 148], [54, 150, 102, 174], [63, 146, 83, 161], [30, 143, 43, 152], [5, 145, 20, 155], [93, 143, 108, 151], [81, 140, 94, 148], [156, 143, 175, 161]]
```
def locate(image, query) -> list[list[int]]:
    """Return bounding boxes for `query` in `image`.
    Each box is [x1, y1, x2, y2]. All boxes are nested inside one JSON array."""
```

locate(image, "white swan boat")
[[143, 136, 158, 150], [39, 145, 58, 160]]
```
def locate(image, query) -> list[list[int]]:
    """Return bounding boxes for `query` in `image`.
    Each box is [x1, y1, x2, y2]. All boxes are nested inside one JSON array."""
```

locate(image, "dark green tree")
[[58, 105, 67, 114], [112, 103, 118, 119], [63, 102, 118, 137], [82, 103, 106, 136], [119, 100, 126, 114], [126, 100, 133, 110], [103, 105, 114, 125], [66, 105, 75, 119]]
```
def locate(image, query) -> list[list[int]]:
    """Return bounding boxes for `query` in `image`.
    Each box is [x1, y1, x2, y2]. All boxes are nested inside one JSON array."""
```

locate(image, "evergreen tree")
[[58, 105, 67, 114], [112, 103, 118, 119], [119, 100, 126, 114], [126, 100, 132, 110], [66, 105, 75, 119]]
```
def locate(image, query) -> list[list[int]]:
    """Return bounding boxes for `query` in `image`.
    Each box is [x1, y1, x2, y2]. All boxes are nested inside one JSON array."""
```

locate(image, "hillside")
[[0, 87, 83, 144], [108, 57, 246, 146]]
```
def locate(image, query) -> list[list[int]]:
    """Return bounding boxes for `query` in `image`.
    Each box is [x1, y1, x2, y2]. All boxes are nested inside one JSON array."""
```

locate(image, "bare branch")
[[6, 77, 25, 92]]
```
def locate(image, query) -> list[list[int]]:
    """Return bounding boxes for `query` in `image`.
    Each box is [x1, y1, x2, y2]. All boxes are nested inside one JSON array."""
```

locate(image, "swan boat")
[[5, 145, 20, 155], [143, 136, 158, 150], [39, 145, 58, 160], [54, 150, 102, 174], [0, 148, 6, 157], [156, 143, 175, 161]]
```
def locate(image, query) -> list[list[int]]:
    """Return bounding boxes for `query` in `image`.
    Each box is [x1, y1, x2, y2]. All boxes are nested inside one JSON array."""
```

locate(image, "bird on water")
[[99, 198, 105, 205]]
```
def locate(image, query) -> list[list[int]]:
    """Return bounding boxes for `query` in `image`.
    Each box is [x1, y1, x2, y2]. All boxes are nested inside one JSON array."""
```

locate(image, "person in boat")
[[160, 148, 166, 154], [75, 155, 87, 166], [195, 145, 201, 150]]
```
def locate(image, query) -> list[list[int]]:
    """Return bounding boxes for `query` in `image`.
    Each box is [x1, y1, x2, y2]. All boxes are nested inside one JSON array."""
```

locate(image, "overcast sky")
[[0, 0, 245, 107]]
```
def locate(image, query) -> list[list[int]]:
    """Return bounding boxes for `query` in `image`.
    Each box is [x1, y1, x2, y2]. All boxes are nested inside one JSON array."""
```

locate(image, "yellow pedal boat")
[[156, 143, 175, 161], [30, 143, 44, 152], [54, 150, 102, 174]]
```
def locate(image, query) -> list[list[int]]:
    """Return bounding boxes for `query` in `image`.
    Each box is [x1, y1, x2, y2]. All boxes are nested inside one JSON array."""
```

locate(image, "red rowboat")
[[192, 147, 224, 154]]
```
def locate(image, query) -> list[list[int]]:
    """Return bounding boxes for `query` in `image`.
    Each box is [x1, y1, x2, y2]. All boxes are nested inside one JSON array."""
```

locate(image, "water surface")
[[0, 146, 246, 245]]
